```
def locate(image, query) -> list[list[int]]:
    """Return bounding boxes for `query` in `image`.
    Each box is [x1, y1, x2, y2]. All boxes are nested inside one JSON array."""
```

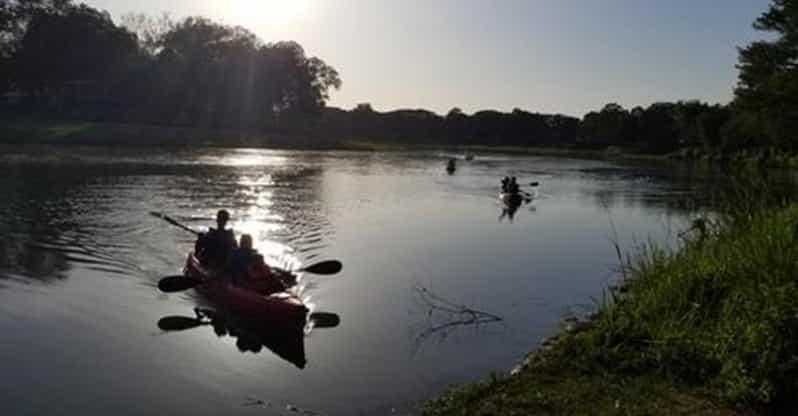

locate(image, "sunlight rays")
[[224, 0, 310, 26]]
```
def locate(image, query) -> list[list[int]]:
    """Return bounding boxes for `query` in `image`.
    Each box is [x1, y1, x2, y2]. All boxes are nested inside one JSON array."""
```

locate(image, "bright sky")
[[84, 0, 770, 117]]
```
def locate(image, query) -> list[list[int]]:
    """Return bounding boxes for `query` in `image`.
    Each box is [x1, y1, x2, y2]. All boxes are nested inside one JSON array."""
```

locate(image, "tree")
[[579, 103, 637, 147], [146, 20, 339, 127], [638, 103, 679, 153], [673, 100, 709, 146], [734, 0, 798, 149], [696, 105, 731, 148], [354, 103, 374, 113], [120, 12, 174, 57], [13, 3, 138, 95], [1, 0, 72, 92]]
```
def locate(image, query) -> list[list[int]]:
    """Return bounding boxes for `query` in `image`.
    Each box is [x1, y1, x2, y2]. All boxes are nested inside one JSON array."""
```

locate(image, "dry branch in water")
[[412, 284, 503, 348]]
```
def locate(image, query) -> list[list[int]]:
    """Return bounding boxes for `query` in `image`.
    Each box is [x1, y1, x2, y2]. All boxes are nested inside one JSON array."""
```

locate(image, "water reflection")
[[0, 162, 137, 282], [498, 200, 525, 222], [157, 308, 340, 369]]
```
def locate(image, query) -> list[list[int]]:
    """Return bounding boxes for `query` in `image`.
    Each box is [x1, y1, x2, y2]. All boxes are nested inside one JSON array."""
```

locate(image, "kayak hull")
[[499, 192, 524, 206], [183, 253, 308, 333]]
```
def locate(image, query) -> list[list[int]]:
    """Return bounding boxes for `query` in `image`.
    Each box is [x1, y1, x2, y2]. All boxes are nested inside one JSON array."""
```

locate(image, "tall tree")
[[147, 18, 340, 127], [734, 0, 798, 149], [120, 12, 174, 57], [1, 0, 72, 91], [13, 3, 138, 95]]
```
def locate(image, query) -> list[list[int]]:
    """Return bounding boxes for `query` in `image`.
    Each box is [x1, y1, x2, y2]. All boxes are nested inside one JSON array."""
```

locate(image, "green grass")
[[425, 197, 798, 415], [672, 147, 798, 168]]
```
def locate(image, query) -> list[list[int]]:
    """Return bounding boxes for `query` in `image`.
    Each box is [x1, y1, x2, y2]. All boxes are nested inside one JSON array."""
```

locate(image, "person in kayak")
[[508, 177, 520, 195], [227, 234, 284, 293], [229, 234, 256, 285], [501, 176, 510, 192], [196, 209, 237, 267]]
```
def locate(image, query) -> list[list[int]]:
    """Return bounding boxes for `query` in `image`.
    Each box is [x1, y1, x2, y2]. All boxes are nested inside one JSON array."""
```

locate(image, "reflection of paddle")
[[521, 181, 539, 201], [157, 260, 343, 293], [158, 315, 205, 331], [157, 312, 340, 331]]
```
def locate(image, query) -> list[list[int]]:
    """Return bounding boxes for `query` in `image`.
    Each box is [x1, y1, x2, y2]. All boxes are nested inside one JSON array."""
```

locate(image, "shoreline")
[[0, 119, 672, 163], [5, 119, 793, 169], [423, 202, 798, 415]]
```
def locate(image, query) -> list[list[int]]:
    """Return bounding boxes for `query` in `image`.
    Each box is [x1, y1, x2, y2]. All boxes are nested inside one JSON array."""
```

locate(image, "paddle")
[[297, 260, 342, 275], [519, 181, 539, 200], [150, 212, 200, 236], [309, 312, 341, 328], [158, 275, 201, 293], [157, 259, 343, 293]]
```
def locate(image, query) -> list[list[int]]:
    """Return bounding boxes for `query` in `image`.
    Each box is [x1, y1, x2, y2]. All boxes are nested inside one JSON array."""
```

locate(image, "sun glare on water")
[[227, 0, 310, 26]]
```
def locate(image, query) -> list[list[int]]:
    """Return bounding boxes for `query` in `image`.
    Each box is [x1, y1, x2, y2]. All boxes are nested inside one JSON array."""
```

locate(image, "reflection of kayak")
[[499, 192, 524, 206], [158, 309, 341, 368], [183, 253, 308, 333], [446, 159, 456, 172], [198, 308, 307, 368]]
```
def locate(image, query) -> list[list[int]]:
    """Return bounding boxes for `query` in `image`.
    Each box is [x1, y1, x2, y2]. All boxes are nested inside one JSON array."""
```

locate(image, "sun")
[[228, 0, 310, 26]]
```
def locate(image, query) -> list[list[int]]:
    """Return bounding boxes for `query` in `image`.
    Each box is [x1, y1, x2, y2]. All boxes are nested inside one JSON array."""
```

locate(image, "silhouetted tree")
[[696, 105, 731, 149], [120, 12, 174, 57], [13, 4, 138, 100], [129, 18, 340, 127], [734, 0, 798, 150], [580, 103, 637, 147]]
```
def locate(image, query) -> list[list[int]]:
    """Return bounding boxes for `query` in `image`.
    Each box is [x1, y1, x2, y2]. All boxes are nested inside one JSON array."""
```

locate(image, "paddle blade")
[[530, 182, 540, 187], [158, 275, 201, 293], [158, 316, 205, 331], [298, 260, 342, 275], [310, 312, 341, 329]]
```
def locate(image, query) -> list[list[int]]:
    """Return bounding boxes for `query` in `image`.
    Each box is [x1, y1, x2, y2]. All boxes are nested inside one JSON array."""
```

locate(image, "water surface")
[[0, 146, 709, 415]]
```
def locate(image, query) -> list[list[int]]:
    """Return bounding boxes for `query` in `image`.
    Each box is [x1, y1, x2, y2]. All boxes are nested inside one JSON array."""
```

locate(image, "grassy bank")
[[425, 201, 798, 415], [0, 119, 671, 165], [344, 140, 669, 161], [671, 147, 798, 169]]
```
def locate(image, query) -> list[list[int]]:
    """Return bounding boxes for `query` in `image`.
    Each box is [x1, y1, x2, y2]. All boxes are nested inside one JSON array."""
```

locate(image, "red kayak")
[[183, 253, 308, 333]]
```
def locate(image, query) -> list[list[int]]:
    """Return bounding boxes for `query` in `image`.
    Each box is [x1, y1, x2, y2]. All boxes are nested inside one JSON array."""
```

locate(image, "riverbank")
[[0, 118, 345, 149], [0, 118, 669, 162], [7, 119, 797, 171], [670, 147, 798, 169], [425, 202, 798, 415], [344, 140, 669, 162]]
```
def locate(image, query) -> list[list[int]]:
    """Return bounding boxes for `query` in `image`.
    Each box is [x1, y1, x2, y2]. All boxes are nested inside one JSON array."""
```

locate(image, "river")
[[0, 146, 712, 415]]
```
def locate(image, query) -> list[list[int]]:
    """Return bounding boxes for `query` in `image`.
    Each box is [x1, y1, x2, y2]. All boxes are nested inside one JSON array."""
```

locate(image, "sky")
[[84, 0, 771, 117]]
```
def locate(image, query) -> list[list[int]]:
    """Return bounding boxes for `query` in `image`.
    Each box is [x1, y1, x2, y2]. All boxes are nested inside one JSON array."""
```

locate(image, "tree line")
[[1, 0, 796, 155], [0, 0, 341, 130]]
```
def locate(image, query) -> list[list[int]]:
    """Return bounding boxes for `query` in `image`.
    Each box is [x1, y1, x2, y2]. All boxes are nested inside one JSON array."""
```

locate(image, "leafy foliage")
[[733, 0, 798, 150], [0, 0, 340, 127]]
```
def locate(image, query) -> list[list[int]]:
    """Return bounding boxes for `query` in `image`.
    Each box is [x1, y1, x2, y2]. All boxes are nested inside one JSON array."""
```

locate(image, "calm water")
[[0, 146, 710, 415]]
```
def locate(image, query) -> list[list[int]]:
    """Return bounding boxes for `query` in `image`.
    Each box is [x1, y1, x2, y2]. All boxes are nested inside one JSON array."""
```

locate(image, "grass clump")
[[426, 188, 798, 415]]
